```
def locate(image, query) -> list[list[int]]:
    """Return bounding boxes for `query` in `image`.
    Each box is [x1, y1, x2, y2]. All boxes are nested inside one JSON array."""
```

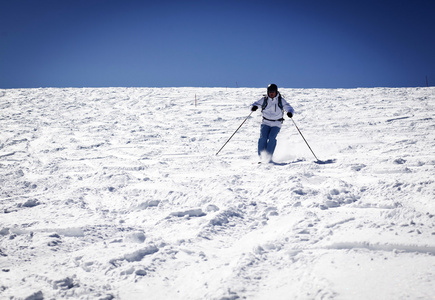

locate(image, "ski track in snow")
[[0, 87, 434, 300]]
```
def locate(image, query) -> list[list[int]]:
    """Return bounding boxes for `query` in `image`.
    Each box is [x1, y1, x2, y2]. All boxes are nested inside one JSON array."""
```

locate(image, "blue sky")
[[1, 0, 434, 89]]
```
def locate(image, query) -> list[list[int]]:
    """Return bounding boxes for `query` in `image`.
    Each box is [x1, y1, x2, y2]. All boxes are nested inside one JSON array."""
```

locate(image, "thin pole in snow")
[[216, 111, 253, 156], [291, 118, 319, 162]]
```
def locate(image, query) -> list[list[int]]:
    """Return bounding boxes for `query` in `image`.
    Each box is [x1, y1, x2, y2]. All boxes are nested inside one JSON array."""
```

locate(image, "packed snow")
[[0, 87, 434, 300]]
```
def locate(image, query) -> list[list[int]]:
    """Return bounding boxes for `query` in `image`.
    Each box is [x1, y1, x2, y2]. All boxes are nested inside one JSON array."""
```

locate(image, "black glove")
[[287, 112, 293, 118], [251, 106, 258, 111]]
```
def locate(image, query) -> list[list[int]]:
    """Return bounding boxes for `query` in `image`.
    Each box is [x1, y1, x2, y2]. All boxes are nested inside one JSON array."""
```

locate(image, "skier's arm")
[[251, 98, 264, 111], [281, 98, 295, 115]]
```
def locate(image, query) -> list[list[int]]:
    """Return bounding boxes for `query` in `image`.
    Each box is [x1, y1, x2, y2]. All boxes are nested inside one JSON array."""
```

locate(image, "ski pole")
[[291, 118, 319, 161], [216, 111, 253, 155]]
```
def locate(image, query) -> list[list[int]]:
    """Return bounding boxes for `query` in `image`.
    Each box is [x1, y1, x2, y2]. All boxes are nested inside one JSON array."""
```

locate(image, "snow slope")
[[1, 87, 434, 300]]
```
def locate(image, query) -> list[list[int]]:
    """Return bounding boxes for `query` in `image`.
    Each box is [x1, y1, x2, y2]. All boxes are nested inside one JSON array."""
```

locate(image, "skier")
[[251, 84, 294, 162]]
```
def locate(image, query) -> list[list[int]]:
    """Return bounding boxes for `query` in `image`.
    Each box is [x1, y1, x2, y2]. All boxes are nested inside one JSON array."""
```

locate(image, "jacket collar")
[[269, 92, 280, 100]]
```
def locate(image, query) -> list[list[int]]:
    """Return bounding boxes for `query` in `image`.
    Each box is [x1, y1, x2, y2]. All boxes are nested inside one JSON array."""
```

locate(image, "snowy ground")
[[0, 87, 434, 300]]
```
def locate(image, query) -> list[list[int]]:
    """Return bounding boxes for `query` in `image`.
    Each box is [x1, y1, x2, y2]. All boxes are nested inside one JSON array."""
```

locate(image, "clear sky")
[[1, 0, 434, 89]]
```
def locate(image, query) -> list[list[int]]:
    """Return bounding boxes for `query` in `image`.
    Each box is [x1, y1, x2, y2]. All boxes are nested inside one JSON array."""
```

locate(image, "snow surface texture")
[[0, 87, 434, 300]]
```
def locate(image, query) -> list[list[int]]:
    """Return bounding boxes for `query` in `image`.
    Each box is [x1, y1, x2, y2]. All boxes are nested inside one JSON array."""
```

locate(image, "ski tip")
[[315, 159, 336, 164]]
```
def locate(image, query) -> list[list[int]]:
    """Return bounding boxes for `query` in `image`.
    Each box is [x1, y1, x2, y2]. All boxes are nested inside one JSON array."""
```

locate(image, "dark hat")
[[267, 83, 278, 93]]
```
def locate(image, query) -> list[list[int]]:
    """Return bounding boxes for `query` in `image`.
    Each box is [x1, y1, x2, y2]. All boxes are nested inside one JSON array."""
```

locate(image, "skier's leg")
[[258, 124, 271, 156], [266, 126, 281, 156]]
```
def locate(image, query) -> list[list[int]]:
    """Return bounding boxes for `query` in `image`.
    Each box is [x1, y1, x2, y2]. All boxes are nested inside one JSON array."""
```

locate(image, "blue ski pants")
[[258, 124, 281, 156]]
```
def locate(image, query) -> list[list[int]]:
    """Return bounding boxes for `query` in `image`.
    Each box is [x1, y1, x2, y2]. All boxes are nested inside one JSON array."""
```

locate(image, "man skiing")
[[251, 84, 294, 162]]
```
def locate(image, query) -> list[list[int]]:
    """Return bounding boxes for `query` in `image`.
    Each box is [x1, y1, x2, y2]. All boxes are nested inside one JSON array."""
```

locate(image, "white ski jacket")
[[251, 93, 295, 128]]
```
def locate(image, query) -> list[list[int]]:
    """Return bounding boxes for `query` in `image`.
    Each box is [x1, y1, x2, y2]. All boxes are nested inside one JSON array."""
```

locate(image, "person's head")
[[267, 83, 278, 98]]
